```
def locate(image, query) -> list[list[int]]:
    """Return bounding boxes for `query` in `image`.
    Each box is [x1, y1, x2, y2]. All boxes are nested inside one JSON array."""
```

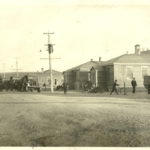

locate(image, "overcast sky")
[[0, 0, 150, 72]]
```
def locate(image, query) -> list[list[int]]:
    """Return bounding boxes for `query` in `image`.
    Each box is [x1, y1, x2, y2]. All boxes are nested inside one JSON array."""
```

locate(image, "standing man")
[[131, 77, 137, 93], [110, 80, 119, 95]]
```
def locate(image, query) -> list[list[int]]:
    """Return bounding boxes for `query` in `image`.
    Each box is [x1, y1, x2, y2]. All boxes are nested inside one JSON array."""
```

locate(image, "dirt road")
[[0, 93, 149, 146]]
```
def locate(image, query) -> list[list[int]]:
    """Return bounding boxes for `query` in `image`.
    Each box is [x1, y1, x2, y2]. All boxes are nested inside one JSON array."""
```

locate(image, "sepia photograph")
[[0, 0, 150, 148]]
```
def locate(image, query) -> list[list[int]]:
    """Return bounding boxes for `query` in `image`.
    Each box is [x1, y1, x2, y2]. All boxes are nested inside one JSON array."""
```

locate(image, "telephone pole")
[[43, 32, 54, 93]]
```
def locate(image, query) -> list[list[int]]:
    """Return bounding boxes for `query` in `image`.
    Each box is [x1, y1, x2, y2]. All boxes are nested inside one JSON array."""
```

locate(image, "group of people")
[[0, 76, 29, 92], [0, 75, 138, 95], [61, 78, 138, 95], [110, 77, 137, 95]]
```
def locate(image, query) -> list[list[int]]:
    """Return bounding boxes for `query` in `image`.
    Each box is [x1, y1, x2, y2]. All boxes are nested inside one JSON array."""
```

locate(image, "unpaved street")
[[0, 93, 149, 146]]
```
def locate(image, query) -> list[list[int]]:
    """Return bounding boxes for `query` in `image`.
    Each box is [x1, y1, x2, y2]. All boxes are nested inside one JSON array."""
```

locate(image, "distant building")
[[37, 69, 63, 88], [63, 59, 102, 90]]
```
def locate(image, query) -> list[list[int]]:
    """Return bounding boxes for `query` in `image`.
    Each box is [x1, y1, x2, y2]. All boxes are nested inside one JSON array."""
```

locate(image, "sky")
[[0, 0, 150, 72]]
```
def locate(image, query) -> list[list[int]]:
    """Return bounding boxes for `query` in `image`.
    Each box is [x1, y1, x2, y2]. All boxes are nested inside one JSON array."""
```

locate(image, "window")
[[126, 67, 133, 80]]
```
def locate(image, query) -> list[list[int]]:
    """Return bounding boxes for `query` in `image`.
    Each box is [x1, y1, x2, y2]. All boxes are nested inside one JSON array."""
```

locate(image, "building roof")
[[102, 54, 126, 65], [64, 61, 103, 72], [102, 53, 150, 65], [42, 69, 62, 76], [44, 69, 61, 74], [64, 50, 150, 72], [90, 64, 105, 71]]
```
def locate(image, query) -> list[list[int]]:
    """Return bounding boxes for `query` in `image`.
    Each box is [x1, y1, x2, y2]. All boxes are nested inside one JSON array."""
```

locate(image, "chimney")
[[135, 44, 140, 55], [99, 57, 101, 62]]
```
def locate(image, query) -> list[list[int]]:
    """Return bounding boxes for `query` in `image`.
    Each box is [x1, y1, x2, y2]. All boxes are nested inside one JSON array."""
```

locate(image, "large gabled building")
[[90, 45, 150, 90]]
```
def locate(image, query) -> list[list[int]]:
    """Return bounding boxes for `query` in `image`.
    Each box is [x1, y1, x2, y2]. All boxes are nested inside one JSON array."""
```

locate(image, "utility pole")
[[43, 32, 54, 93]]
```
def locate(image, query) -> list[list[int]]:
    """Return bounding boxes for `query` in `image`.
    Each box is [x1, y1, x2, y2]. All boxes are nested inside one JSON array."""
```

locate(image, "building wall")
[[75, 71, 89, 90], [38, 72, 63, 88], [90, 69, 96, 86], [104, 65, 114, 89], [98, 69, 106, 88], [64, 70, 91, 90], [114, 63, 150, 87], [64, 71, 76, 90], [79, 71, 89, 82], [91, 63, 150, 90]]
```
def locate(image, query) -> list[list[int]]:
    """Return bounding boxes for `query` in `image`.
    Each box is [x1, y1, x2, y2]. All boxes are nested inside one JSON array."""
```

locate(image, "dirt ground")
[[0, 92, 150, 146]]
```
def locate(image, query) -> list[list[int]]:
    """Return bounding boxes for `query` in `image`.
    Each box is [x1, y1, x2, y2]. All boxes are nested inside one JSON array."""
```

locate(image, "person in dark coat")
[[110, 80, 119, 95], [131, 77, 137, 93]]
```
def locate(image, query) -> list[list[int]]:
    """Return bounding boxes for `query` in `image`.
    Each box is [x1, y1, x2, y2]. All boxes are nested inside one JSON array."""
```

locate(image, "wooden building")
[[63, 59, 102, 90], [90, 45, 150, 90]]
